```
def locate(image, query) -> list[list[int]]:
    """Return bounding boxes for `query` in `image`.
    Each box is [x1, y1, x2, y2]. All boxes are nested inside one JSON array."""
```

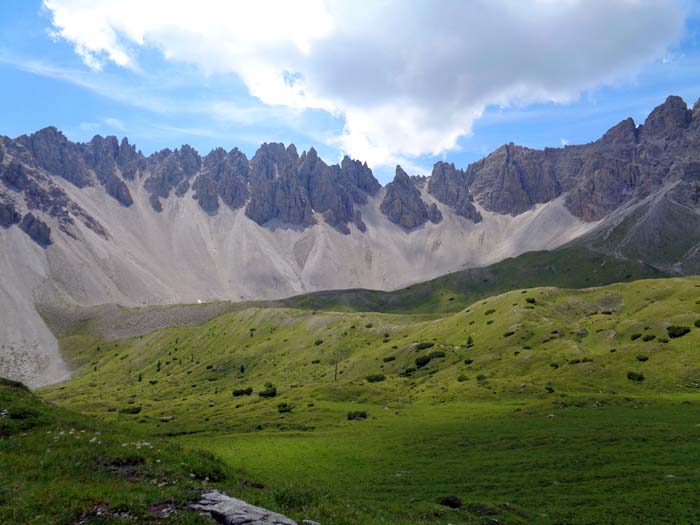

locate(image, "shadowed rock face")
[[192, 148, 250, 213], [19, 213, 51, 247], [244, 144, 377, 233], [0, 201, 20, 228], [381, 166, 443, 229], [428, 161, 482, 222]]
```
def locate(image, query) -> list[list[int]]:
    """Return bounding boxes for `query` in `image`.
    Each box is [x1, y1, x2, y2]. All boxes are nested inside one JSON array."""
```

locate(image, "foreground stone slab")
[[192, 490, 298, 525]]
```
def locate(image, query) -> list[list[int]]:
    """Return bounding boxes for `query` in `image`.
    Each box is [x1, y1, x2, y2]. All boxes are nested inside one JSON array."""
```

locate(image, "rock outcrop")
[[427, 161, 482, 222], [380, 166, 442, 229], [0, 200, 20, 228], [19, 212, 51, 247], [192, 491, 297, 525]]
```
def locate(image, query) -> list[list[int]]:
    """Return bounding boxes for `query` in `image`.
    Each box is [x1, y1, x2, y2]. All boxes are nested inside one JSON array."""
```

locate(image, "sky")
[[0, 1, 699, 183]]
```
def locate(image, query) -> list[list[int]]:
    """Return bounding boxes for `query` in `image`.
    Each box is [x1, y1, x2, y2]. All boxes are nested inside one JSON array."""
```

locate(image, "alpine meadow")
[[2, 1, 700, 524]]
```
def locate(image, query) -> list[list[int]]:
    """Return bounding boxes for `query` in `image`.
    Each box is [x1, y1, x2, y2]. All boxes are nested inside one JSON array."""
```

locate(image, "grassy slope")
[[39, 276, 700, 524], [277, 246, 668, 314], [0, 378, 227, 524]]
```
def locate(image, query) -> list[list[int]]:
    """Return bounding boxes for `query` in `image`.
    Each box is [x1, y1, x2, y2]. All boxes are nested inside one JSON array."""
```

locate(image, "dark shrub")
[[658, 337, 669, 343], [466, 336, 474, 348], [437, 496, 463, 509], [416, 342, 435, 350], [118, 406, 142, 414], [486, 320, 494, 325], [259, 383, 277, 398], [0, 378, 28, 390], [311, 359, 321, 364], [485, 309, 496, 315], [277, 403, 294, 413], [667, 325, 691, 338], [550, 363, 559, 369], [457, 375, 468, 382], [476, 374, 487, 381], [464, 359, 474, 365], [525, 297, 536, 304], [415, 355, 432, 368], [382, 356, 396, 362], [695, 319, 700, 328], [503, 331, 515, 338], [569, 359, 581, 365], [365, 323, 373, 329], [627, 371, 645, 382], [347, 411, 368, 420], [233, 387, 253, 397], [636, 355, 649, 362], [428, 350, 446, 359], [642, 334, 656, 342], [314, 339, 323, 346], [630, 333, 642, 341], [8, 407, 39, 420], [366, 374, 386, 383]]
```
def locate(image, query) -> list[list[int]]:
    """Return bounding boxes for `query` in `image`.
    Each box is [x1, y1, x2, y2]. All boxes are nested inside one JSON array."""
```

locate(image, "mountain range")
[[2, 94, 700, 387]]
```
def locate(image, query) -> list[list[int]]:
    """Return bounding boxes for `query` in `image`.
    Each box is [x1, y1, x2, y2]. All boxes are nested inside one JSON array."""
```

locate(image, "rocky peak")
[[144, 145, 202, 211], [339, 156, 380, 203], [118, 137, 138, 166], [246, 143, 314, 227], [18, 127, 92, 188], [601, 117, 638, 145], [393, 165, 412, 185], [286, 143, 299, 162], [380, 165, 442, 229], [467, 143, 561, 215], [639, 95, 692, 140], [193, 147, 250, 214], [427, 161, 482, 222]]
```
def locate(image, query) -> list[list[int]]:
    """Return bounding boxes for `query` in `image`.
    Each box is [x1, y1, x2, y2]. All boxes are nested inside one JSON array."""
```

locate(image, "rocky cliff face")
[[2, 95, 700, 250], [380, 166, 442, 229], [427, 162, 482, 222], [467, 96, 700, 222]]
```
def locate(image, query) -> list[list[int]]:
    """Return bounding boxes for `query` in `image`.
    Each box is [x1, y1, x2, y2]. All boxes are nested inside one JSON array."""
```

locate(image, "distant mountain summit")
[[2, 94, 700, 387], [3, 95, 700, 250]]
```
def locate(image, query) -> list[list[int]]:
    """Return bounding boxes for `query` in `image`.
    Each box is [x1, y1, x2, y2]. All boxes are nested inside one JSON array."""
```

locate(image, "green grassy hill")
[[35, 276, 700, 524], [277, 246, 668, 314]]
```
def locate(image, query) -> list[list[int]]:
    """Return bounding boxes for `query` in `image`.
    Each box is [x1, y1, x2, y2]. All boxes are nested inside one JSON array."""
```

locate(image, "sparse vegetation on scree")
[[10, 276, 700, 523]]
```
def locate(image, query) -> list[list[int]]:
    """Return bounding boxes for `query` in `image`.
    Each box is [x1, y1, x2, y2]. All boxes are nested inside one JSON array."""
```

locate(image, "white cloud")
[[43, 0, 687, 167]]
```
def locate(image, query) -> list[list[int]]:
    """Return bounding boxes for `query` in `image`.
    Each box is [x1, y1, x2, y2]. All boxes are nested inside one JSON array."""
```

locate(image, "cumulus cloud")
[[43, 0, 687, 167]]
